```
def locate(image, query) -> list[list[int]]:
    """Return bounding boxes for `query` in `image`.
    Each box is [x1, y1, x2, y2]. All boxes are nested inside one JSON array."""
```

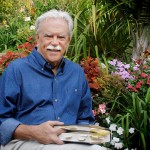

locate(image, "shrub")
[[80, 57, 150, 149], [0, 37, 36, 74], [80, 57, 128, 117]]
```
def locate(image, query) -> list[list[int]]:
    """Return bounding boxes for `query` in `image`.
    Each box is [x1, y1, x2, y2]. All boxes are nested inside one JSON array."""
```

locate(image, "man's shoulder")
[[1, 57, 29, 78], [8, 57, 27, 68], [4, 56, 29, 74]]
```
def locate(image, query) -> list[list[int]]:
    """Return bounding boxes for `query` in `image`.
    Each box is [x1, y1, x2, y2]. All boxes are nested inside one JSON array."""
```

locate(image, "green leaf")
[[145, 87, 150, 103], [140, 132, 146, 150]]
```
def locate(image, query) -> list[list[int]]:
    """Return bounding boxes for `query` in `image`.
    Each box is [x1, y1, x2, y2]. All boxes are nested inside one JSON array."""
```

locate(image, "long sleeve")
[[0, 118, 21, 145], [0, 65, 22, 145]]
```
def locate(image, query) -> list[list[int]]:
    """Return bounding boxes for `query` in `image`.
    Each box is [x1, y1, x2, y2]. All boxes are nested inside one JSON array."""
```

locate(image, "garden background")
[[0, 0, 150, 149]]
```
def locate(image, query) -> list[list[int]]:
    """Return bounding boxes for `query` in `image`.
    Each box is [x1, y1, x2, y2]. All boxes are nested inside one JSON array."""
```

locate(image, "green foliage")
[[115, 88, 150, 150], [0, 0, 35, 52], [106, 0, 150, 25], [0, 0, 18, 21], [0, 0, 134, 61], [103, 0, 150, 60]]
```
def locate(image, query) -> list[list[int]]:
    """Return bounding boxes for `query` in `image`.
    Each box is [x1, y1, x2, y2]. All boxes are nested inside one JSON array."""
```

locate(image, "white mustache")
[[47, 45, 62, 51]]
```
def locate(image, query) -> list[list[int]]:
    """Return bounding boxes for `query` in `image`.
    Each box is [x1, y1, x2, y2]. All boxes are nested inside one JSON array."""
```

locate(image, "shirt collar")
[[32, 47, 46, 68], [31, 47, 65, 71]]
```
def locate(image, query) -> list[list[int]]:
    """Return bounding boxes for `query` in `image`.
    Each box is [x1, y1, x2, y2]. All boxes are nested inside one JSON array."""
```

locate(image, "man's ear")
[[36, 34, 40, 46], [67, 36, 71, 46], [36, 34, 39, 41]]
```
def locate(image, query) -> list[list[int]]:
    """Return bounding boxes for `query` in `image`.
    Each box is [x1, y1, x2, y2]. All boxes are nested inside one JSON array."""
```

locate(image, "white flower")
[[129, 127, 135, 134], [124, 148, 129, 150], [101, 63, 106, 68], [24, 17, 31, 21], [106, 117, 110, 124], [117, 127, 124, 135], [30, 25, 35, 30], [112, 137, 120, 142], [111, 140, 115, 145], [94, 122, 99, 126], [114, 142, 123, 149], [109, 123, 117, 131]]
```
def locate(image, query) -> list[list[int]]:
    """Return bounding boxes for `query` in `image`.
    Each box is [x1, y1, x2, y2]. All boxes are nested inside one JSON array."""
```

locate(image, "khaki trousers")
[[1, 140, 108, 150]]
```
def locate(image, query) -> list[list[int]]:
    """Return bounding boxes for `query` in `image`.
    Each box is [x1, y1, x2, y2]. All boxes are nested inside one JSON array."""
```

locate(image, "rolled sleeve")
[[0, 118, 22, 145]]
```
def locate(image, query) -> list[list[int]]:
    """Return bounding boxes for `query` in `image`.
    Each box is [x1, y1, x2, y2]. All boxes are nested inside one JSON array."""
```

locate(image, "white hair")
[[35, 9, 73, 36]]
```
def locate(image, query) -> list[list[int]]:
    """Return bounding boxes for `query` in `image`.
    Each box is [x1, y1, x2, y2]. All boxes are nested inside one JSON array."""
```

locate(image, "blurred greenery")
[[1, 0, 150, 61]]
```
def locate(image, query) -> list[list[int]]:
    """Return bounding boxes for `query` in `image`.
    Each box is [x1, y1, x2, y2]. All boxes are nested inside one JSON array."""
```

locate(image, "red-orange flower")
[[135, 81, 144, 89], [147, 76, 150, 85], [141, 73, 148, 78], [92, 110, 97, 116], [80, 57, 101, 91]]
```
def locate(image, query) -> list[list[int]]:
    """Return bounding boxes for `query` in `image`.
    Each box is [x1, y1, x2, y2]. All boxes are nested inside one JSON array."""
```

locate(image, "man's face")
[[36, 18, 70, 65]]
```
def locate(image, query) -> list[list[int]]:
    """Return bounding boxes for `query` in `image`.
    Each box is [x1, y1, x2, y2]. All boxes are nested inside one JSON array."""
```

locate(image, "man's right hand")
[[13, 121, 65, 145]]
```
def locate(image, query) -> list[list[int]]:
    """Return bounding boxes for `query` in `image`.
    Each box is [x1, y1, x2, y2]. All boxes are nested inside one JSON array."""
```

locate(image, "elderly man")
[[0, 9, 106, 150]]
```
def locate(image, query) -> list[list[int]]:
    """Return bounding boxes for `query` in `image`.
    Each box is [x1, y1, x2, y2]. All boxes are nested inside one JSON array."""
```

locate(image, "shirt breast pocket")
[[66, 87, 81, 115]]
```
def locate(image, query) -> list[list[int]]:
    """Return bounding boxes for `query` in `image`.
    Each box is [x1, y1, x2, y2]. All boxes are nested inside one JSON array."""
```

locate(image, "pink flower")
[[98, 103, 106, 114], [147, 76, 150, 85], [127, 84, 138, 92], [124, 64, 130, 69], [133, 66, 140, 71], [127, 84, 133, 89], [92, 110, 97, 116], [133, 87, 138, 92], [141, 73, 148, 78], [117, 61, 123, 67], [108, 59, 117, 66], [135, 81, 144, 89], [142, 65, 147, 69]]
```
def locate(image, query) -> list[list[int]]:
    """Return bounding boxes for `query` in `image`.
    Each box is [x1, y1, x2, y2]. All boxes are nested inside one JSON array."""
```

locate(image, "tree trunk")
[[131, 26, 150, 61]]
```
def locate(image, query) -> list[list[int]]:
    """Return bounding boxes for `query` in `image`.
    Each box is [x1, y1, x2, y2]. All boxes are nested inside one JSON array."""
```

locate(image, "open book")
[[55, 125, 111, 144]]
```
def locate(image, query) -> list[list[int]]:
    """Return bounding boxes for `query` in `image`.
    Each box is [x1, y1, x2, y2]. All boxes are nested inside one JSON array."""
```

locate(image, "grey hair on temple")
[[35, 9, 73, 36]]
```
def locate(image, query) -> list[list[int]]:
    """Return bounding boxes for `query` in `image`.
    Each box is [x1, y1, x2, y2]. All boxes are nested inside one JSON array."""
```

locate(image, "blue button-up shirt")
[[0, 48, 95, 145]]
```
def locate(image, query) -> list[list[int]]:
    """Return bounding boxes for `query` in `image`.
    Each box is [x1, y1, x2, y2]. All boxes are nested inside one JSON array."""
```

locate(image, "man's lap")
[[1, 140, 108, 150]]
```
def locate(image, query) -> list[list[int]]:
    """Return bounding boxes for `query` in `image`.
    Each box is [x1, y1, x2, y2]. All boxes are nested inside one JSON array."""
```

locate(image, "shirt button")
[[54, 99, 58, 102], [41, 68, 44, 71], [75, 89, 78, 92], [57, 117, 60, 120]]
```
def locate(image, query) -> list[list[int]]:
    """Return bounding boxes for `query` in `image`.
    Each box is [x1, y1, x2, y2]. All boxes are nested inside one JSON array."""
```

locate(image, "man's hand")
[[13, 121, 65, 145], [31, 121, 65, 144]]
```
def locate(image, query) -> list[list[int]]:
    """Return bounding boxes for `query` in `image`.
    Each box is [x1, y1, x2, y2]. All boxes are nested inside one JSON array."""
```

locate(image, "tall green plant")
[[105, 0, 150, 60], [115, 87, 150, 149], [67, 0, 133, 62], [89, 2, 132, 60]]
